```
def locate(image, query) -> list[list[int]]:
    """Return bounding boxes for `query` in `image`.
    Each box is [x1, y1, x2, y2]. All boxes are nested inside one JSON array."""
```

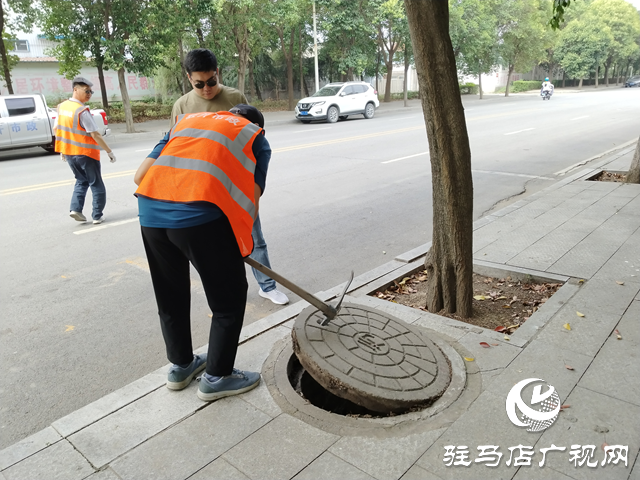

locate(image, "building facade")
[[1, 33, 156, 101]]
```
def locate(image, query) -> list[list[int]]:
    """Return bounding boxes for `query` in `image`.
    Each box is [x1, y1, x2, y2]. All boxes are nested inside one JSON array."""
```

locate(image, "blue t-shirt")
[[138, 131, 270, 228]]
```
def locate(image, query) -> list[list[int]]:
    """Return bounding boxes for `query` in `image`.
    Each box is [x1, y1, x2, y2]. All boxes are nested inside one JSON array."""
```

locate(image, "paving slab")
[[1, 439, 94, 480], [189, 457, 250, 480], [293, 452, 376, 480], [0, 426, 61, 471], [110, 396, 271, 480], [455, 332, 521, 372], [562, 277, 640, 318], [415, 390, 544, 480], [85, 467, 122, 480], [222, 414, 339, 480], [400, 464, 444, 480], [328, 428, 446, 480], [511, 465, 577, 479], [51, 368, 167, 437], [67, 381, 203, 468], [532, 302, 621, 359], [240, 381, 283, 418], [485, 337, 593, 403], [235, 326, 290, 373], [535, 386, 640, 480], [577, 301, 640, 407]]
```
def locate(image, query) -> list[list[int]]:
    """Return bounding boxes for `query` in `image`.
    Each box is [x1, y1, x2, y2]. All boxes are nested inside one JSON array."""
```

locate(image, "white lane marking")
[[570, 115, 589, 121], [554, 138, 638, 175], [472, 169, 554, 180], [73, 217, 139, 235], [293, 127, 332, 133], [504, 128, 535, 136], [382, 152, 428, 164]]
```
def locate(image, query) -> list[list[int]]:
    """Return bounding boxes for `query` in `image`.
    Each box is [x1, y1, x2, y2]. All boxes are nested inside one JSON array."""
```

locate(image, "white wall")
[[0, 62, 156, 101]]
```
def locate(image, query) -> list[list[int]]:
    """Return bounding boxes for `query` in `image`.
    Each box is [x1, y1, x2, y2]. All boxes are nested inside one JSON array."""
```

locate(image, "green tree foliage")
[[554, 14, 613, 87], [499, 0, 550, 96], [374, 0, 405, 102], [449, 0, 501, 99], [1, 0, 38, 93]]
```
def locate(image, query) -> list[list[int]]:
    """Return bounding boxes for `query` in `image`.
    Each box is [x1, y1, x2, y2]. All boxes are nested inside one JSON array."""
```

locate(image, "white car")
[[295, 82, 380, 124], [0, 94, 110, 154]]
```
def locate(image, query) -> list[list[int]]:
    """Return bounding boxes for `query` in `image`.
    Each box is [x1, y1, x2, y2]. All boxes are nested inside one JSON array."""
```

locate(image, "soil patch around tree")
[[589, 171, 627, 182], [371, 270, 562, 333]]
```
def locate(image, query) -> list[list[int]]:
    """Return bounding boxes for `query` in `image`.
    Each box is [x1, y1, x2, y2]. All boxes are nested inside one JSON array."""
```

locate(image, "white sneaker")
[[70, 211, 86, 222], [259, 288, 289, 305], [93, 217, 105, 224]]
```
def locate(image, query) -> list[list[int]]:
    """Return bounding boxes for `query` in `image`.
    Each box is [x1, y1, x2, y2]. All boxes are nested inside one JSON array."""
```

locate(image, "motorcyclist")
[[541, 77, 554, 98]]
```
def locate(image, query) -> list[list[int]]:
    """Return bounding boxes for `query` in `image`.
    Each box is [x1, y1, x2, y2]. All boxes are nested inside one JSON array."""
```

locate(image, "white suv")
[[295, 82, 379, 124]]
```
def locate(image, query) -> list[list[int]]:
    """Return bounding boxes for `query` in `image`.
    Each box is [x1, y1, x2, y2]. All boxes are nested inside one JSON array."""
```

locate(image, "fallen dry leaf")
[[504, 335, 511, 341], [479, 342, 491, 348], [576, 311, 585, 317], [560, 404, 571, 410], [398, 277, 410, 285], [615, 329, 622, 340], [565, 365, 574, 370], [579, 279, 585, 283], [602, 443, 609, 451], [616, 281, 624, 285], [464, 357, 475, 362], [491, 343, 499, 346], [494, 326, 506, 332], [474, 295, 487, 301], [563, 323, 571, 331]]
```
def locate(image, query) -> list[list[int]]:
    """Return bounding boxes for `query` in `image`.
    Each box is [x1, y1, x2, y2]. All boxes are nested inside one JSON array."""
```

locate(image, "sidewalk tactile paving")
[[109, 396, 271, 480], [222, 414, 339, 480], [328, 428, 446, 480], [293, 452, 376, 480], [1, 439, 94, 480]]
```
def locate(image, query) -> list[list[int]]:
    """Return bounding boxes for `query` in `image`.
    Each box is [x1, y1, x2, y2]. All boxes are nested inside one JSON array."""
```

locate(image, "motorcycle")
[[541, 89, 552, 101]]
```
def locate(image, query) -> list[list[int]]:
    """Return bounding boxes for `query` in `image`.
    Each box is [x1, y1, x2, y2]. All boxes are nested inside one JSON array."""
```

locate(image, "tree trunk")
[[196, 26, 205, 48], [578, 77, 583, 89], [178, 38, 188, 95], [403, 48, 409, 107], [562, 71, 565, 88], [595, 65, 599, 88], [0, 0, 14, 94], [626, 138, 640, 184], [478, 72, 483, 100], [234, 23, 249, 95], [96, 60, 109, 111], [248, 59, 256, 102], [384, 60, 394, 102], [303, 75, 309, 97], [117, 67, 136, 133], [375, 48, 380, 93], [505, 64, 514, 97], [604, 59, 611, 87], [405, 0, 474, 317], [299, 25, 304, 100]]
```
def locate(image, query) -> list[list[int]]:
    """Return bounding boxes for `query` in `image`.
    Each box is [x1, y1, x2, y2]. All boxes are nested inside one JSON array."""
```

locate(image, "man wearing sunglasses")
[[169, 49, 290, 306], [55, 76, 116, 224], [171, 48, 247, 127]]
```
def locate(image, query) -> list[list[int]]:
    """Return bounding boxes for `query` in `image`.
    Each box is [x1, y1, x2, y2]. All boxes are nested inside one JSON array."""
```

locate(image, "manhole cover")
[[292, 303, 451, 413]]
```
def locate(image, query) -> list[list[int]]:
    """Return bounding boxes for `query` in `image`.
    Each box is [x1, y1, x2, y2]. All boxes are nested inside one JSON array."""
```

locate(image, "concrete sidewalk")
[[1, 144, 638, 480]]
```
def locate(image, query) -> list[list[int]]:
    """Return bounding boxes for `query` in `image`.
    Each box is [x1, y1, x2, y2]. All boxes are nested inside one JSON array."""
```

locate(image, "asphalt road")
[[1, 87, 639, 448]]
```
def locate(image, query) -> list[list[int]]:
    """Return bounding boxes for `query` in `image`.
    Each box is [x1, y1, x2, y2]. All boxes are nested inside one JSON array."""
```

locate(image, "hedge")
[[511, 80, 543, 92], [459, 82, 478, 95]]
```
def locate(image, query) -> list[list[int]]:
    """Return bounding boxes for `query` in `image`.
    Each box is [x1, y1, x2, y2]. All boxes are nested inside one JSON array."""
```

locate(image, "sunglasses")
[[190, 74, 217, 89], [76, 88, 94, 95]]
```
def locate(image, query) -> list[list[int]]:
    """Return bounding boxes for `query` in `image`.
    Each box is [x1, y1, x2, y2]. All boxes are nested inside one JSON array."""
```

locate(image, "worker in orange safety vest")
[[133, 105, 269, 402], [55, 76, 116, 224]]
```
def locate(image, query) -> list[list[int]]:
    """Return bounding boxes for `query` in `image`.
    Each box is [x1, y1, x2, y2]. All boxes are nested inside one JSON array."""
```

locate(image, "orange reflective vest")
[[55, 100, 100, 160], [135, 111, 262, 257]]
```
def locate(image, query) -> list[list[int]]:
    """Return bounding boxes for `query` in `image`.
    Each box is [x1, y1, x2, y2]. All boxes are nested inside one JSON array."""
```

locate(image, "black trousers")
[[141, 217, 247, 376]]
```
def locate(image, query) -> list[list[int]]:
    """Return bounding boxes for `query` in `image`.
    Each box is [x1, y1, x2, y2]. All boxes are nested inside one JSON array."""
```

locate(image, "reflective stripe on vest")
[[135, 112, 261, 256], [55, 100, 100, 160]]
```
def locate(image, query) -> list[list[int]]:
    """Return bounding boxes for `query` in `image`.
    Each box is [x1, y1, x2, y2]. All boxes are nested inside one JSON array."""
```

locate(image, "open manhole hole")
[[291, 303, 452, 414]]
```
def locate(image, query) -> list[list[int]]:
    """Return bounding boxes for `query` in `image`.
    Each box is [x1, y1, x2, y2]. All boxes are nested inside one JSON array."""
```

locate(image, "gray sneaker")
[[197, 369, 260, 402], [70, 211, 86, 222], [166, 353, 207, 390]]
